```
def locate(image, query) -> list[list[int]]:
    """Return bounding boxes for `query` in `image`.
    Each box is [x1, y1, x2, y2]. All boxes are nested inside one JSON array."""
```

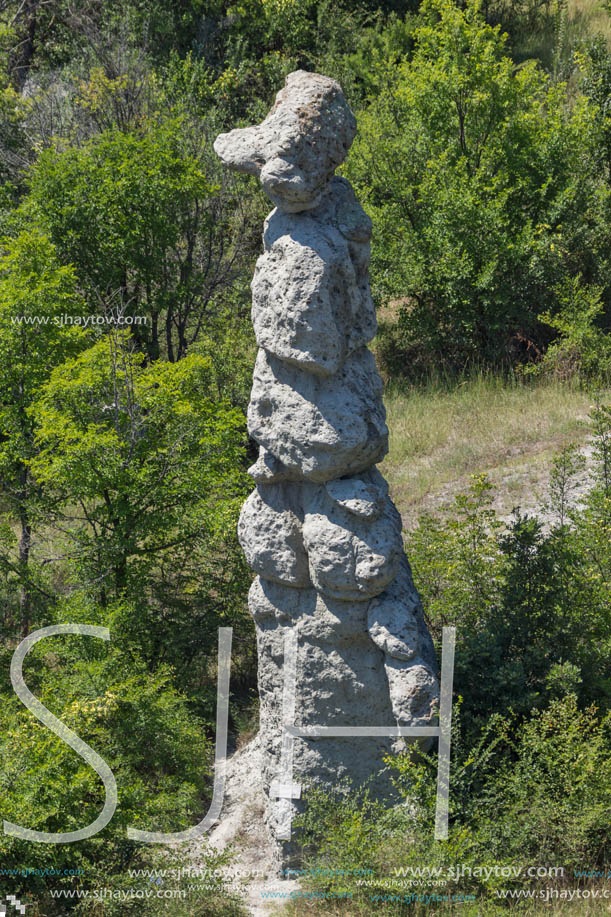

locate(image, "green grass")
[[381, 375, 608, 525], [501, 0, 611, 78], [284, 894, 611, 916]]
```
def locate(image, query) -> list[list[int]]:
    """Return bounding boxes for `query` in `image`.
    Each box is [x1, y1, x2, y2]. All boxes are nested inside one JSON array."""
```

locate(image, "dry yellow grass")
[[568, 0, 611, 44], [381, 376, 608, 526]]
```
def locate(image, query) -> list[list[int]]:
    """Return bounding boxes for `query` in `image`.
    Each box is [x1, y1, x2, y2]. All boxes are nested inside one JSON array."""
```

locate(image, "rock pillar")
[[214, 70, 439, 847]]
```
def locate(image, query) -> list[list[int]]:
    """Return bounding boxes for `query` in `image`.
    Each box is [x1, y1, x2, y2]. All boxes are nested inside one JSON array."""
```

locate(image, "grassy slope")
[[381, 376, 608, 526], [568, 0, 611, 44]]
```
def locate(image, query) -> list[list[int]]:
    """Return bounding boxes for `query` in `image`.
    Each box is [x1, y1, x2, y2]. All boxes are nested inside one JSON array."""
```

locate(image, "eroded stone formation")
[[214, 71, 439, 845]]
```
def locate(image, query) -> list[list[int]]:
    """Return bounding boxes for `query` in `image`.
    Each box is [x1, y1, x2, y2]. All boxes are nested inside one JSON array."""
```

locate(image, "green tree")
[[579, 37, 611, 183], [345, 0, 603, 376], [0, 595, 244, 916], [0, 229, 86, 633], [26, 117, 249, 362], [30, 332, 251, 703]]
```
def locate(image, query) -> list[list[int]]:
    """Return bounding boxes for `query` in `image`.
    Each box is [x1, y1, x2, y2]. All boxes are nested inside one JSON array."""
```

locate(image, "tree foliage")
[[345, 0, 609, 376], [26, 117, 249, 361]]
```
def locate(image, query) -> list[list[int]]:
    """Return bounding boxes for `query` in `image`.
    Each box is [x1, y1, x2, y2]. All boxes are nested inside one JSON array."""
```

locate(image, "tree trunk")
[[18, 465, 32, 636], [10, 0, 38, 93]]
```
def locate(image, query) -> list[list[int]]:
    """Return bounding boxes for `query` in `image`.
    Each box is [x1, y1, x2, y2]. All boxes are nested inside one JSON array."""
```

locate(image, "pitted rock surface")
[[214, 71, 356, 212], [238, 484, 310, 588], [367, 555, 435, 663], [302, 490, 404, 601], [248, 346, 388, 483], [215, 70, 439, 853], [252, 178, 376, 376], [325, 467, 388, 520]]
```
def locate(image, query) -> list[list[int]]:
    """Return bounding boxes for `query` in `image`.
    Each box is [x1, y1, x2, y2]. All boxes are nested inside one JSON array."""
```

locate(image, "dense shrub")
[[345, 0, 610, 378], [289, 405, 611, 913], [292, 695, 611, 913], [407, 405, 611, 734], [0, 601, 245, 915]]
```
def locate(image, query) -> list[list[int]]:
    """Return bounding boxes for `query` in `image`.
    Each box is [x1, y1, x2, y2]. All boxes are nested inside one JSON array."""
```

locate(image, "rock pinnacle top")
[[213, 70, 357, 212]]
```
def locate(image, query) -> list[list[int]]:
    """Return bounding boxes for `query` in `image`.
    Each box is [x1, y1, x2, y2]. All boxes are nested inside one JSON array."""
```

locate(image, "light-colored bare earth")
[[381, 380, 607, 529], [189, 735, 299, 916], [407, 440, 596, 530]]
